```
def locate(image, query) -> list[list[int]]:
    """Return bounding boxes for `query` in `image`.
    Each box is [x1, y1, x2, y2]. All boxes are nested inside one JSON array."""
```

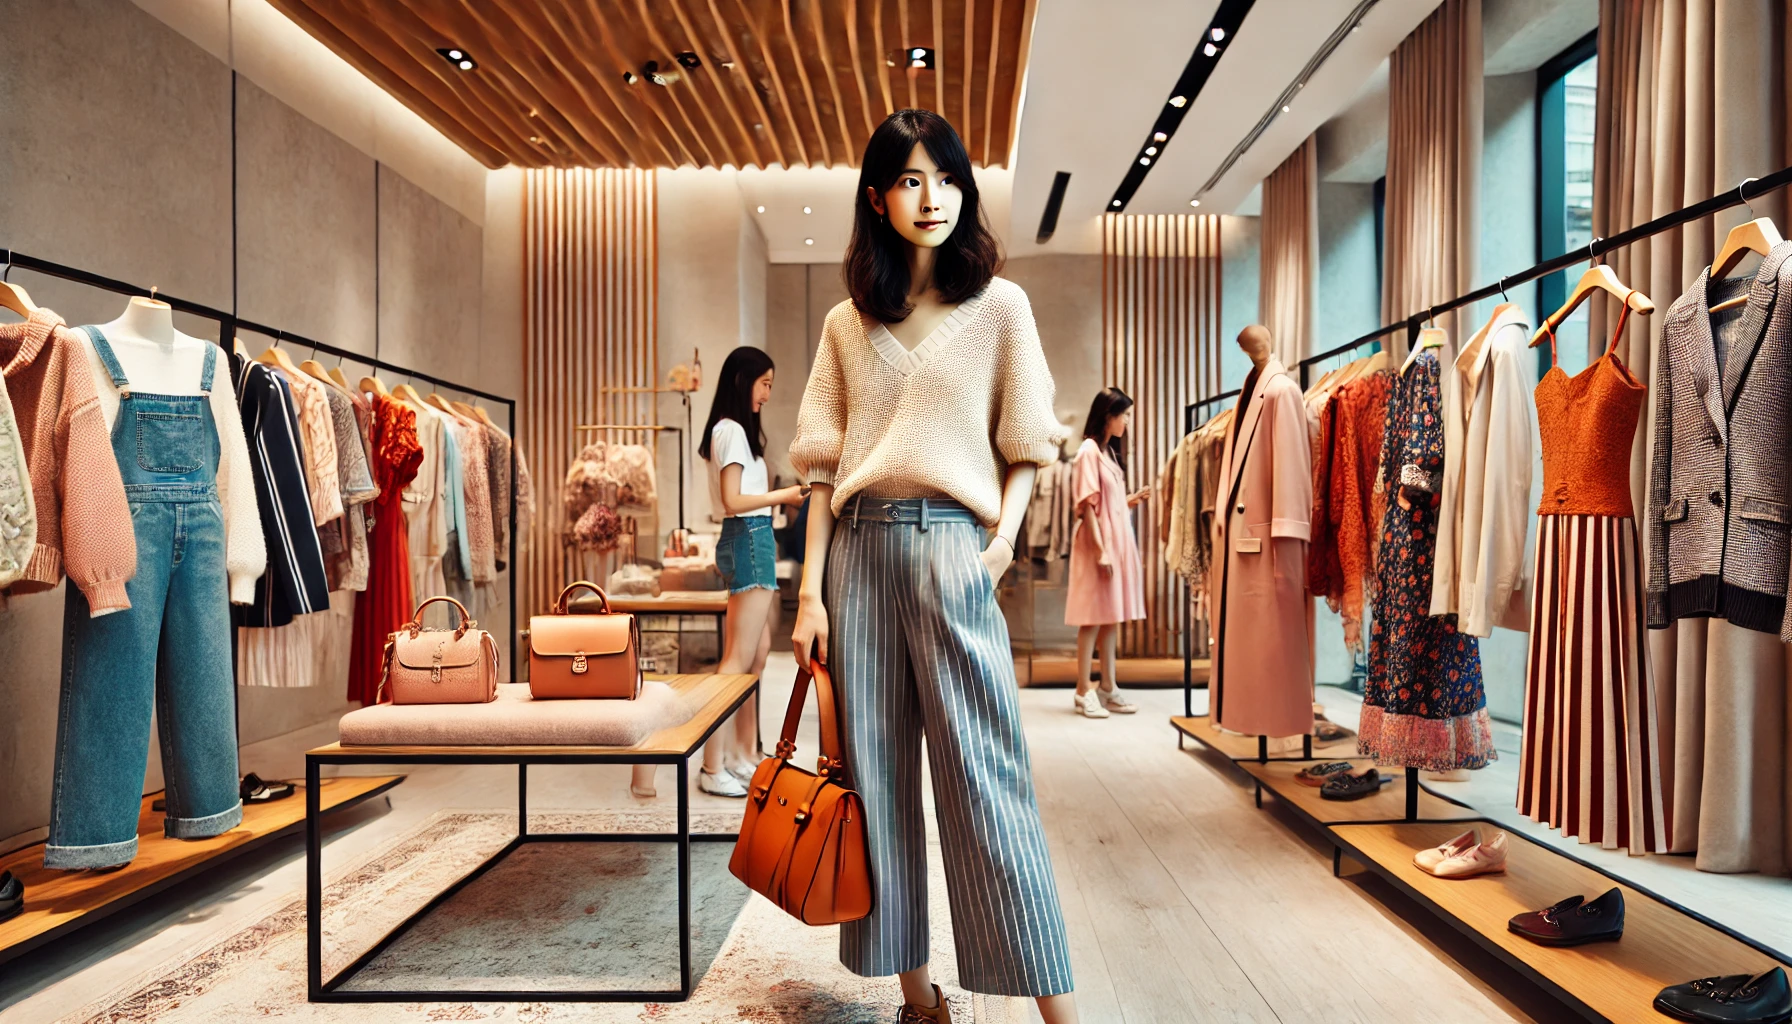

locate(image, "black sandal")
[[240, 773, 296, 803]]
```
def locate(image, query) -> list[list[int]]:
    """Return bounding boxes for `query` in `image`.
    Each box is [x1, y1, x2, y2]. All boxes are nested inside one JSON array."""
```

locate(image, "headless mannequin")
[[93, 297, 210, 396]]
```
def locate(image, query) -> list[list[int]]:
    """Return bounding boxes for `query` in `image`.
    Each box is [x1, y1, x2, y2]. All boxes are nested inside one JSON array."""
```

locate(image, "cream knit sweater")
[[790, 277, 1065, 526]]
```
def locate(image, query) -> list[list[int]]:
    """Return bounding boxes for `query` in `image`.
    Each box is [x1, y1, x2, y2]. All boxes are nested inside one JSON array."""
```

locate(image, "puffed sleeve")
[[1071, 441, 1101, 513], [993, 287, 1066, 467], [789, 320, 847, 487]]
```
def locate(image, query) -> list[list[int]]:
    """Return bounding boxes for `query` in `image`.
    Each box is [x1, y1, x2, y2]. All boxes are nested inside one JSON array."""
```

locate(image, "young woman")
[[695, 346, 804, 798], [1065, 388, 1150, 719], [790, 110, 1079, 1024]]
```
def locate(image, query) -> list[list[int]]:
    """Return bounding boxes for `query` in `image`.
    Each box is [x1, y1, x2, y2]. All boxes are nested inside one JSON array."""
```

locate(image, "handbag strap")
[[403, 595, 475, 638], [555, 580, 609, 614], [776, 656, 846, 778]]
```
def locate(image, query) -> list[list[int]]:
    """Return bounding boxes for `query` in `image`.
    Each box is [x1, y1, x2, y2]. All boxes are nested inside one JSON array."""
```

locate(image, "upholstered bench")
[[304, 672, 758, 1005], [337, 681, 692, 747]]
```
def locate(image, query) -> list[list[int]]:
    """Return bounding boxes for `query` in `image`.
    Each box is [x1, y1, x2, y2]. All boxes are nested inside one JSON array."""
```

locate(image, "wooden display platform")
[[1331, 821, 1792, 1022], [1027, 656, 1199, 687], [1239, 759, 1473, 824], [604, 591, 729, 615], [1171, 714, 1359, 762], [0, 774, 402, 965]]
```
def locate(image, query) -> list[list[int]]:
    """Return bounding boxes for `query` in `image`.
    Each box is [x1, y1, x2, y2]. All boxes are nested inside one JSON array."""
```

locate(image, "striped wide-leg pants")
[[826, 506, 1074, 997]]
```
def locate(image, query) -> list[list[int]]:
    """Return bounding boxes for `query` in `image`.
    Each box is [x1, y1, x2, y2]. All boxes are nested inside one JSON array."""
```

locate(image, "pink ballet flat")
[[1430, 831, 1508, 879], [1413, 829, 1479, 872]]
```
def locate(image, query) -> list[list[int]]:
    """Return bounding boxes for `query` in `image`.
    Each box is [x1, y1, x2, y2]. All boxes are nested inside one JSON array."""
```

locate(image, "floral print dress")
[[1359, 351, 1496, 771]]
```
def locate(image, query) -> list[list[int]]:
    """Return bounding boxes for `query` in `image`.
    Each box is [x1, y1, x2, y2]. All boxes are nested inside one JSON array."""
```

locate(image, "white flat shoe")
[[1098, 687, 1138, 714], [1413, 829, 1478, 872], [726, 758, 760, 785], [698, 768, 749, 798], [1075, 689, 1110, 718]]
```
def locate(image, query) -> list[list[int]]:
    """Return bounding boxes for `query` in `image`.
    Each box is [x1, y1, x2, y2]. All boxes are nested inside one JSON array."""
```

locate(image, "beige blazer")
[[1430, 304, 1535, 635]]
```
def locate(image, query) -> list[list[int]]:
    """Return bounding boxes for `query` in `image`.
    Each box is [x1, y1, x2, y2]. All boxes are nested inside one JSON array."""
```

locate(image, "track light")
[[1145, 146, 1157, 156], [1139, 157, 1151, 166], [623, 71, 639, 85], [1153, 131, 1168, 143], [905, 47, 935, 70], [1168, 95, 1187, 108], [676, 51, 702, 70], [1204, 42, 1218, 57], [1112, 200, 1123, 208], [1189, 199, 1201, 208], [1282, 105, 1290, 113], [436, 47, 477, 71], [1211, 27, 1226, 42]]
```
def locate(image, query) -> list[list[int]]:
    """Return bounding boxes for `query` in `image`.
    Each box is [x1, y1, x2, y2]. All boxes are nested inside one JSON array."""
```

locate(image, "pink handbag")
[[377, 596, 501, 705]]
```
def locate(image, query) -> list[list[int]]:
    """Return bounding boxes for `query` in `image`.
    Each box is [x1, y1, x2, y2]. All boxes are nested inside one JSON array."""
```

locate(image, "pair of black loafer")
[[1655, 968, 1791, 1023], [0, 870, 22, 923], [1508, 887, 1624, 946]]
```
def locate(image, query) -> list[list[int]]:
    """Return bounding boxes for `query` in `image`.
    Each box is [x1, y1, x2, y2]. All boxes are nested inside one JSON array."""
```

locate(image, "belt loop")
[[919, 497, 929, 532], [851, 492, 863, 529]]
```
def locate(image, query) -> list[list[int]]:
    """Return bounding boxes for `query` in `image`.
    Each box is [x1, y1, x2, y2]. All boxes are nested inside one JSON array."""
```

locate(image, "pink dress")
[[1065, 439, 1146, 626]]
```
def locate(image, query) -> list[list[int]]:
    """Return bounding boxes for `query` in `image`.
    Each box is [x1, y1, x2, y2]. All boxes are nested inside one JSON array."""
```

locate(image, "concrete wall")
[[0, 0, 501, 848]]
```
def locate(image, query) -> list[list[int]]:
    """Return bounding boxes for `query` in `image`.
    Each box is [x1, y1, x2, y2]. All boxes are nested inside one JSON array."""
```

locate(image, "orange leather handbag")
[[729, 659, 872, 925], [528, 581, 642, 699], [378, 596, 500, 705]]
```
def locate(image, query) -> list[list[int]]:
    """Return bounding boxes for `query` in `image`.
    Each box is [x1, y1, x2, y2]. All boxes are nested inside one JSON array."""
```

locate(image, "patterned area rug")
[[58, 810, 1028, 1023]]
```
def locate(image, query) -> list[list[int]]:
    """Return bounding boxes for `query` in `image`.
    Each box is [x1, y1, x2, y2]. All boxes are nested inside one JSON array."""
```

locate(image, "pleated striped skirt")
[[1520, 513, 1669, 854]]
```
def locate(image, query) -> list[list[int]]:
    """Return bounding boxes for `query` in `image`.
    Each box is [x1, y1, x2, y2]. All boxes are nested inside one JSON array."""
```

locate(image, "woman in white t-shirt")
[[696, 346, 805, 797]]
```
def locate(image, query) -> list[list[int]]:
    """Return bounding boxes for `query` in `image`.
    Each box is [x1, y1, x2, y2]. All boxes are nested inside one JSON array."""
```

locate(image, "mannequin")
[[1238, 322, 1273, 368], [93, 296, 211, 396]]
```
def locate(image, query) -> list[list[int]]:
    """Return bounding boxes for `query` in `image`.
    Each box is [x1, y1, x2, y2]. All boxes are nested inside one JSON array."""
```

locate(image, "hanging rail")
[[0, 243, 521, 682]]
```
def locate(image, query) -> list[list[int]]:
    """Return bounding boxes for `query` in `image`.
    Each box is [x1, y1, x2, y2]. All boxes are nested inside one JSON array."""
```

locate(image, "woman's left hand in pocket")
[[980, 537, 1014, 588]]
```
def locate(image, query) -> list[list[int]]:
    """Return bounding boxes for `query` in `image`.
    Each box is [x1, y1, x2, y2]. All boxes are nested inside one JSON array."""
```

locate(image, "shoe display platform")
[[0, 774, 403, 966], [1172, 714, 1792, 1022], [1171, 713, 1359, 762]]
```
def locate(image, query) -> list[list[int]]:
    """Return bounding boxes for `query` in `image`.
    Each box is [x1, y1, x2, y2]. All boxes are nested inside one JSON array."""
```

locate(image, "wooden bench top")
[[605, 590, 731, 614]]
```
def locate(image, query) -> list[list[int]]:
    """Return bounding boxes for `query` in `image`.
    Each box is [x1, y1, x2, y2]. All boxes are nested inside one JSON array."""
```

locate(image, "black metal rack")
[[1171, 165, 1792, 818], [0, 244, 521, 705]]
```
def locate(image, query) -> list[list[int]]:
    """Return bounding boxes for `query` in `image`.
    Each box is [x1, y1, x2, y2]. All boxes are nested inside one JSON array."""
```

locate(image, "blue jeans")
[[47, 330, 241, 869], [716, 516, 777, 593]]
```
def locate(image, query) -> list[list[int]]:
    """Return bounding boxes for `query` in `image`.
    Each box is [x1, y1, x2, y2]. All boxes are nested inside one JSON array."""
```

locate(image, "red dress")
[[348, 394, 423, 704]]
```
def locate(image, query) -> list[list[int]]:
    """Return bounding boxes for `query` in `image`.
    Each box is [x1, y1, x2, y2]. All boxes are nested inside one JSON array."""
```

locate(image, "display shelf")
[[0, 775, 403, 965], [1027, 656, 1196, 686], [1239, 759, 1472, 824], [1170, 714, 1358, 762], [1331, 821, 1792, 1023]]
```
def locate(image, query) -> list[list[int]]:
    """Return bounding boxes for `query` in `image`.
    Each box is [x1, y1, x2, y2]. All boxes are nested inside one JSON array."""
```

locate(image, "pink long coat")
[[1207, 357, 1315, 739]]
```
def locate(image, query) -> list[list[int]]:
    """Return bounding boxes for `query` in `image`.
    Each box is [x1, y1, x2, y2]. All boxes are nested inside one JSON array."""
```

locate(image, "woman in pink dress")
[[1066, 388, 1149, 718]]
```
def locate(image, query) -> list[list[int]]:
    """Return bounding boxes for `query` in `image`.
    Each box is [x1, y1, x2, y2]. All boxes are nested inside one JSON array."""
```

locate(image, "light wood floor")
[[0, 656, 1545, 1023]]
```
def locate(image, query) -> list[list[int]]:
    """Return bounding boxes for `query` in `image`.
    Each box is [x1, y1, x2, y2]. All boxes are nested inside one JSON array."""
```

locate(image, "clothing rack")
[[1174, 164, 1792, 809], [574, 423, 686, 530], [0, 244, 521, 728]]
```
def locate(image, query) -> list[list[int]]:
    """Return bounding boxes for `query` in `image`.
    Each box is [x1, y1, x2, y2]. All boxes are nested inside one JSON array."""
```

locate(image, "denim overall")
[[46, 328, 242, 869]]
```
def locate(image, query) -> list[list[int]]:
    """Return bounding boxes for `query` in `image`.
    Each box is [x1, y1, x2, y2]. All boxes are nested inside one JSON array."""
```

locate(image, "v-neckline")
[[866, 288, 989, 375]]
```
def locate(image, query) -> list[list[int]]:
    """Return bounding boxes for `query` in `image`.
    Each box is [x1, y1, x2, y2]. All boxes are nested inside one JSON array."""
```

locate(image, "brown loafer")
[[899, 985, 953, 1023]]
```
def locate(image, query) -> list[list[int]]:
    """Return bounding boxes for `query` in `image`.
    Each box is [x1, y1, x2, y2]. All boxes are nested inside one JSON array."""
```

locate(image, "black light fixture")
[[436, 47, 477, 71], [622, 70, 639, 85], [904, 46, 935, 70], [1104, 0, 1256, 213], [676, 51, 703, 70]]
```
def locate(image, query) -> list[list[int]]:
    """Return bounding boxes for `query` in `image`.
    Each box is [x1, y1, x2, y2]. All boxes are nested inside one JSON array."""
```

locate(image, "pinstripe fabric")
[[826, 505, 1074, 998], [1521, 513, 1669, 854]]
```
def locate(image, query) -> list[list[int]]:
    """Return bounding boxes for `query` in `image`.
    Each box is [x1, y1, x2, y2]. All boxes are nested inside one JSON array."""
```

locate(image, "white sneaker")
[[698, 768, 748, 798], [1075, 689, 1110, 718], [726, 758, 760, 785], [1098, 688, 1138, 714]]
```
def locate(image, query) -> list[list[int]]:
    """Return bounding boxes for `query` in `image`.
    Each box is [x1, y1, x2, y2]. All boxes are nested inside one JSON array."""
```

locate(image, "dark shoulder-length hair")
[[1082, 387, 1134, 471], [843, 109, 1002, 324], [698, 346, 776, 461]]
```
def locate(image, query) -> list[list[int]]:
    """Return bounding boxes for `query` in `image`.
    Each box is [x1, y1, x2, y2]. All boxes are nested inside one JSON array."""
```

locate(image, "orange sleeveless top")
[[1535, 304, 1644, 517]]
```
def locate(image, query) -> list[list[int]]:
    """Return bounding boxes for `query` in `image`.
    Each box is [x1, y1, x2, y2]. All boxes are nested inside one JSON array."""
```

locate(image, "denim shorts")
[[716, 515, 777, 593]]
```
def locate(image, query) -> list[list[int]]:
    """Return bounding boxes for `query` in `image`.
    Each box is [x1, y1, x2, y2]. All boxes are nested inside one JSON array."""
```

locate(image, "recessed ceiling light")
[[1153, 131, 1168, 142], [436, 47, 477, 70], [803, 206, 812, 214], [1145, 146, 1158, 156], [756, 205, 765, 213], [1211, 27, 1226, 42], [1168, 95, 1187, 108], [904, 47, 935, 70], [1281, 104, 1290, 113], [1112, 200, 1122, 208], [1204, 42, 1218, 57], [1188, 199, 1201, 208], [1138, 157, 1150, 166], [804, 238, 815, 245]]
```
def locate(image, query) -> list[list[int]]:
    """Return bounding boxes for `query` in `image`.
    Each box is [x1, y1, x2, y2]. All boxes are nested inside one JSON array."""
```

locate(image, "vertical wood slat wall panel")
[[1101, 213, 1222, 658], [522, 168, 658, 624]]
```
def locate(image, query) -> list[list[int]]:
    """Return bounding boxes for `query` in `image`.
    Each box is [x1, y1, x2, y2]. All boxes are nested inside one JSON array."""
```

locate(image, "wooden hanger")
[[1402, 320, 1448, 373], [359, 373, 390, 397], [328, 366, 352, 390], [470, 405, 498, 429], [392, 382, 427, 407], [0, 266, 38, 317], [256, 341, 304, 378], [299, 357, 349, 394], [425, 391, 459, 416], [1709, 189, 1782, 313], [1529, 259, 1654, 348]]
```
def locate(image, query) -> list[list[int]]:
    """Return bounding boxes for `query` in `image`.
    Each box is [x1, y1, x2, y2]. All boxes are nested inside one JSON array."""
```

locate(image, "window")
[[1537, 32, 1599, 375]]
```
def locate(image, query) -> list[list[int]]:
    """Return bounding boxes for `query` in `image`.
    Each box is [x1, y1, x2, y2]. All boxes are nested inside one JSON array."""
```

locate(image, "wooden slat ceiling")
[[265, 0, 1035, 170]]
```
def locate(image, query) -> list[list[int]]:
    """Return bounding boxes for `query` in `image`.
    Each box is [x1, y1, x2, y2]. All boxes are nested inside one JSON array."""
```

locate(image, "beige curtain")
[[1381, 0, 1483, 359], [1259, 135, 1319, 366], [1594, 0, 1791, 874]]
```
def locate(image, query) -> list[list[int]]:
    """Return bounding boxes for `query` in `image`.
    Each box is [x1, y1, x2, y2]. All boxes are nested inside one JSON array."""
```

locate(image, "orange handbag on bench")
[[729, 659, 873, 924], [528, 581, 642, 699]]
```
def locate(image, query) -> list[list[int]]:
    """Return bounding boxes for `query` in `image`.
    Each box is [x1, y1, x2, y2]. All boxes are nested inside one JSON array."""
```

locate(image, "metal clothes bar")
[[0, 244, 522, 690]]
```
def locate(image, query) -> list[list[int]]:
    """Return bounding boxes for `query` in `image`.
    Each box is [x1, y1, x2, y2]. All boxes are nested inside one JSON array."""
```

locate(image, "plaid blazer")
[[1646, 240, 1792, 639]]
